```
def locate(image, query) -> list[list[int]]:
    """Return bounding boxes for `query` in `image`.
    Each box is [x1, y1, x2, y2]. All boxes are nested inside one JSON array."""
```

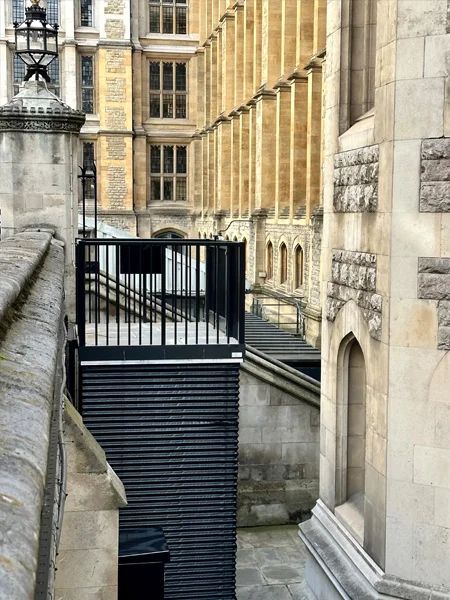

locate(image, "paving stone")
[[262, 564, 304, 585], [236, 585, 294, 600], [236, 567, 265, 587], [236, 549, 258, 567]]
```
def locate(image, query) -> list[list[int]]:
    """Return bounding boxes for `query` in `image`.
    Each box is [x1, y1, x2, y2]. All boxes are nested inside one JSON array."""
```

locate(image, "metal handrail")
[[251, 295, 306, 339]]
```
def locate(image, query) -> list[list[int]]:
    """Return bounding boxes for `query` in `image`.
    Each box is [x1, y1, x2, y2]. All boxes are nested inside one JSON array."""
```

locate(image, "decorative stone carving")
[[326, 250, 382, 340], [333, 145, 379, 212], [418, 257, 450, 350], [0, 82, 85, 133], [420, 139, 450, 212]]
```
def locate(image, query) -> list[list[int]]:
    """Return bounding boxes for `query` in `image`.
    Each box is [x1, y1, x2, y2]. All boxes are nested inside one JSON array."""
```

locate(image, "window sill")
[[338, 107, 374, 153], [335, 492, 364, 547]]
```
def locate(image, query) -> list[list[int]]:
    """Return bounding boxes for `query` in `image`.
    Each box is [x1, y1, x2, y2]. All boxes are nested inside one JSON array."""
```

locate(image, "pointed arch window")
[[294, 245, 304, 288], [280, 243, 287, 284], [266, 242, 273, 280]]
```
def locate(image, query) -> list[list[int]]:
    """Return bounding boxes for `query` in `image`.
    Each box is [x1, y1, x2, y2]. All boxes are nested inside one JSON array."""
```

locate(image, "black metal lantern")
[[13, 0, 59, 83]]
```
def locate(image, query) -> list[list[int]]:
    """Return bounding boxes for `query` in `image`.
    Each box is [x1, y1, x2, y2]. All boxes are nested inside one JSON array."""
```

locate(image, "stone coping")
[[0, 232, 65, 600]]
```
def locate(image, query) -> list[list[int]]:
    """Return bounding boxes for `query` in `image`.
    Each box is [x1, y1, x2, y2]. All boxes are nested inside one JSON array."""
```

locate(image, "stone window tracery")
[[148, 0, 188, 34], [150, 144, 188, 202], [149, 61, 187, 119]]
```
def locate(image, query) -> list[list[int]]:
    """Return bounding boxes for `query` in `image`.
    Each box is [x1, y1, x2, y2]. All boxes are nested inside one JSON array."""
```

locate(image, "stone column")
[[261, 0, 283, 89], [253, 0, 263, 93], [0, 7, 7, 106], [196, 47, 206, 129], [274, 82, 292, 217], [230, 111, 241, 217], [248, 99, 257, 217], [216, 27, 223, 119], [234, 2, 245, 108], [201, 130, 208, 215], [210, 34, 218, 122], [289, 72, 308, 220], [221, 11, 236, 114], [298, 0, 315, 68], [244, 0, 255, 100], [217, 116, 232, 213], [305, 61, 323, 220], [192, 132, 203, 213], [0, 81, 85, 311], [254, 90, 277, 210], [239, 106, 250, 218], [204, 41, 211, 125], [282, 0, 298, 77]]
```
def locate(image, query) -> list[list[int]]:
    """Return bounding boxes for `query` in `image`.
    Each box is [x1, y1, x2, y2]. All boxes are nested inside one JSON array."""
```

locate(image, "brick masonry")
[[420, 139, 450, 212], [334, 145, 379, 212], [418, 257, 450, 350], [326, 250, 383, 340]]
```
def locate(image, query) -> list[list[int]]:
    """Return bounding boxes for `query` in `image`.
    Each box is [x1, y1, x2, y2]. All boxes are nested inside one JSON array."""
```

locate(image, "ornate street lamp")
[[13, 0, 59, 83]]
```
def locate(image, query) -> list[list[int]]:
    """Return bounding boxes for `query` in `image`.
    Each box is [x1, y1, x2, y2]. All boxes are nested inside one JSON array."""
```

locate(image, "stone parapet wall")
[[0, 231, 64, 600]]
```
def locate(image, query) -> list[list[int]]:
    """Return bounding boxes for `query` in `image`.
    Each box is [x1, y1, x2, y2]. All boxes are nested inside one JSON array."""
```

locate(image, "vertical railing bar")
[[106, 244, 109, 346], [215, 245, 220, 345], [93, 163, 98, 238], [116, 244, 120, 346], [238, 242, 246, 345], [173, 245, 177, 345], [226, 247, 230, 344], [195, 245, 200, 345], [128, 247, 131, 346], [205, 246, 209, 345], [139, 245, 142, 346], [94, 244, 98, 346], [161, 243, 166, 346], [150, 245, 153, 345], [185, 244, 188, 344], [76, 241, 86, 348]]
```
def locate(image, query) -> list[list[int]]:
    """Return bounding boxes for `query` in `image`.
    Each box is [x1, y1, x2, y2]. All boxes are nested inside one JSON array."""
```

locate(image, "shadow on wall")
[[238, 368, 320, 527]]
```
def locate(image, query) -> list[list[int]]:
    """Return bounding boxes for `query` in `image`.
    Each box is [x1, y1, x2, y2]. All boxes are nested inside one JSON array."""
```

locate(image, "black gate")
[[80, 361, 240, 600]]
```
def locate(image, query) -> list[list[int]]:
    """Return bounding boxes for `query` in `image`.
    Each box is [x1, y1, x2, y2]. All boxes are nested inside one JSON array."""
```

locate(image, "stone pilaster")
[[254, 89, 277, 210], [204, 41, 211, 125], [248, 99, 257, 217], [298, 0, 315, 68], [210, 34, 218, 123], [216, 28, 223, 120], [230, 111, 241, 217], [239, 106, 251, 218], [289, 72, 309, 220], [275, 82, 292, 218], [253, 0, 263, 93], [201, 130, 209, 215], [282, 0, 298, 77], [217, 116, 232, 212], [305, 61, 323, 220], [261, 0, 283, 89], [234, 2, 245, 108], [244, 0, 255, 100], [221, 11, 236, 114]]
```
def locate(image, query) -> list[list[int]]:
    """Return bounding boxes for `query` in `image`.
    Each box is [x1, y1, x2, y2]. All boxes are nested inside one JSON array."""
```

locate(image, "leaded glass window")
[[81, 0, 93, 26], [148, 0, 188, 34], [81, 56, 94, 113], [148, 61, 187, 119], [149, 145, 188, 203], [13, 55, 60, 96]]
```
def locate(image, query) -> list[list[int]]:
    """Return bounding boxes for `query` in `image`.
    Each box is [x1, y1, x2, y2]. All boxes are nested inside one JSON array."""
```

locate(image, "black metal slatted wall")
[[80, 362, 240, 600]]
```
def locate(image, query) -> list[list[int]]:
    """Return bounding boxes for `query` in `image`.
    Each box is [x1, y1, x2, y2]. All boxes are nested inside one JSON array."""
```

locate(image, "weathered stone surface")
[[326, 250, 382, 340], [418, 274, 450, 300], [419, 257, 450, 274], [420, 139, 450, 212], [417, 261, 450, 349], [0, 233, 65, 600], [334, 145, 379, 213]]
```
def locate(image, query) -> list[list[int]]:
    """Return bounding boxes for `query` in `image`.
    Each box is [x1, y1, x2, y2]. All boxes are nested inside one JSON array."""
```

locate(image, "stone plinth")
[[0, 80, 85, 314]]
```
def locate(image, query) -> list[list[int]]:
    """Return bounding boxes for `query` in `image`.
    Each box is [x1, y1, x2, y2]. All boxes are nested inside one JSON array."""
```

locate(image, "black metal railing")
[[251, 294, 306, 338], [76, 238, 246, 360]]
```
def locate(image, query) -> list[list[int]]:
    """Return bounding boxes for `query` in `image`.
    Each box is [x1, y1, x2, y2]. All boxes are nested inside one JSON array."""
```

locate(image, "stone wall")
[[55, 402, 127, 599], [420, 139, 450, 212], [334, 145, 379, 212], [418, 257, 450, 350], [326, 249, 382, 340], [238, 364, 320, 527]]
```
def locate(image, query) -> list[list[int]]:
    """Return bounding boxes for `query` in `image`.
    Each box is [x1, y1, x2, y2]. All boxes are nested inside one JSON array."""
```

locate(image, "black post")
[[76, 241, 86, 347], [238, 242, 246, 345]]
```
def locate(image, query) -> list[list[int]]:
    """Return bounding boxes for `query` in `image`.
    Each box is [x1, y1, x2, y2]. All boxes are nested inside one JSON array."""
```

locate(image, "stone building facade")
[[0, 0, 134, 230], [300, 1, 450, 598]]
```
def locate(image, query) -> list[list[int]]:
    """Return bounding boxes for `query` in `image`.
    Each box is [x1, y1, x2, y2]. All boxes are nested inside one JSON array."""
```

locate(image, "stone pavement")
[[236, 525, 315, 600]]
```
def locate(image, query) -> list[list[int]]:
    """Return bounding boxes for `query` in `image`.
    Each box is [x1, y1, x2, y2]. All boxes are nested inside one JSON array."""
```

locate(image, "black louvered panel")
[[80, 363, 239, 600]]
